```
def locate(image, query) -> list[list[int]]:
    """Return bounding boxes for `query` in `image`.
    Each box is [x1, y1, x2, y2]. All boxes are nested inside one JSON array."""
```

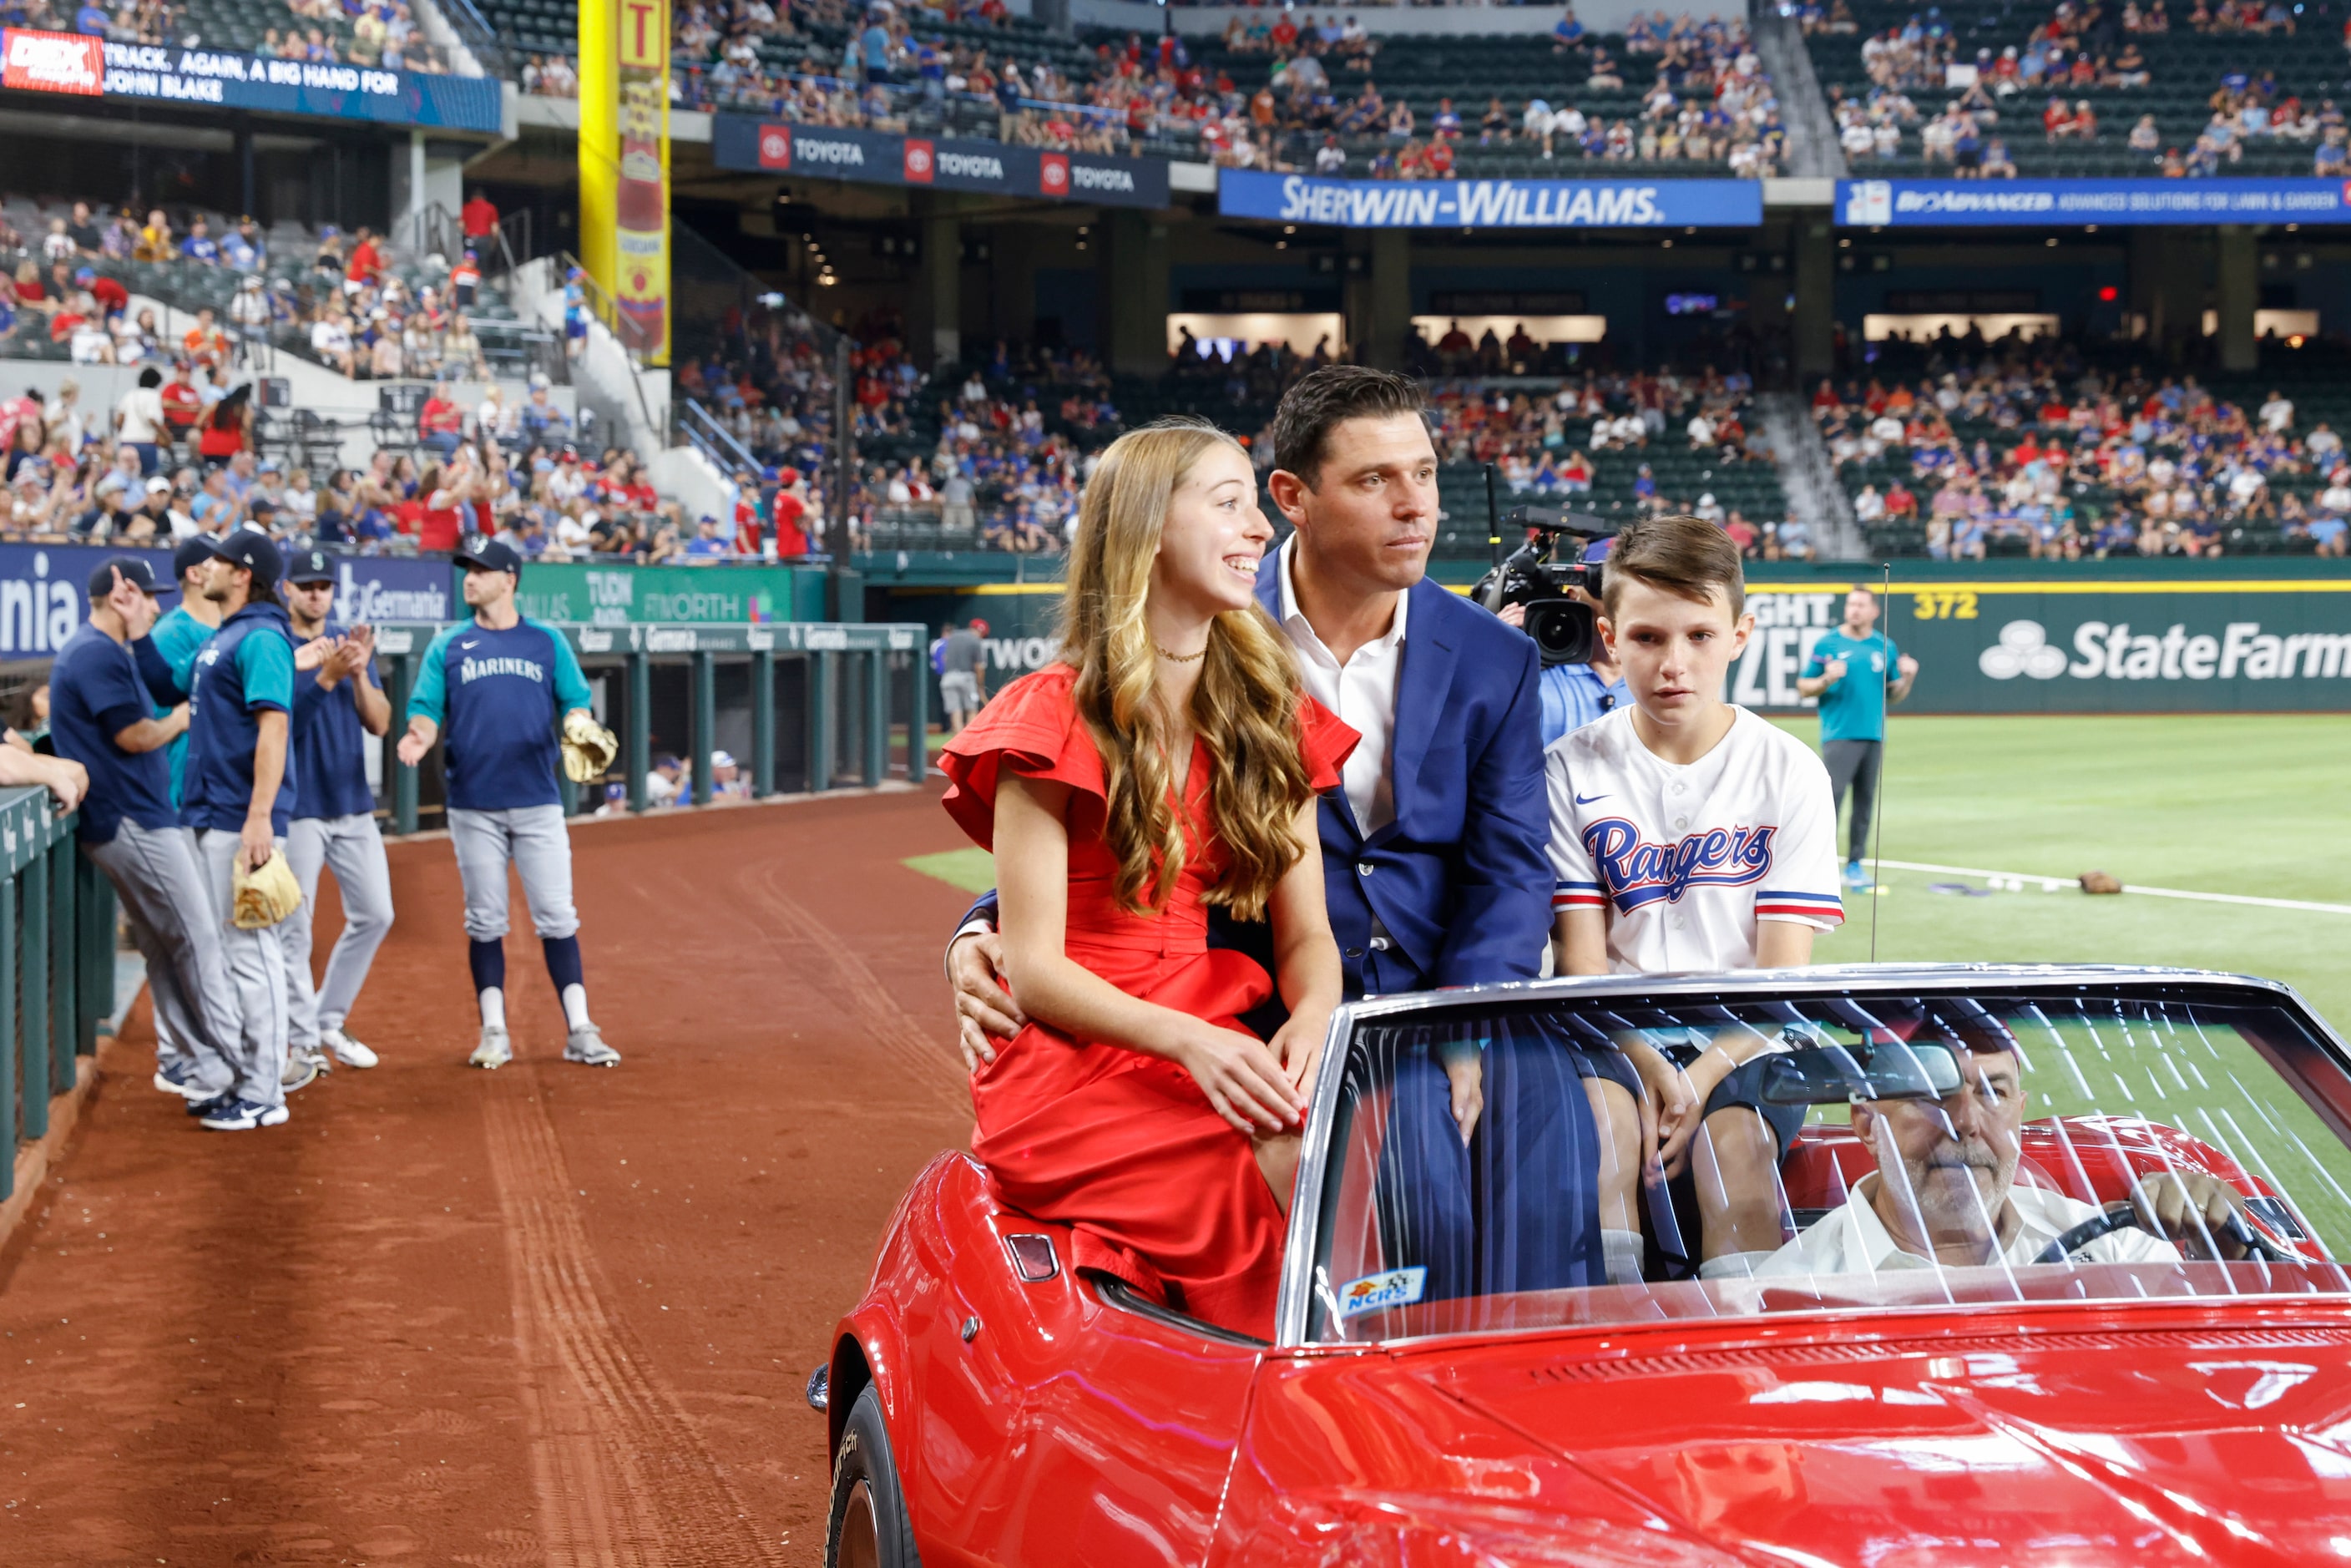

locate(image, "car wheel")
[[827, 1384, 921, 1568]]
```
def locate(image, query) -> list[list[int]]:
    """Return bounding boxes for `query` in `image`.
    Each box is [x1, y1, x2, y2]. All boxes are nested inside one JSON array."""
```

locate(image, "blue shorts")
[[2310, 518, 2348, 544]]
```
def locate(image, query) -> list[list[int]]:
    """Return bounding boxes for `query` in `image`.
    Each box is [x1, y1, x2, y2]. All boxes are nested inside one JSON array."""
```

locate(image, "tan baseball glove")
[[233, 851, 303, 929], [561, 709, 619, 784], [2079, 869, 2123, 895]]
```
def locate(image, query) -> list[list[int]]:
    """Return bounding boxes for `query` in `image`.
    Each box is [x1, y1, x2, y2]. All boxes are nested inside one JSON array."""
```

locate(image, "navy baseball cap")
[[172, 538, 214, 580], [87, 555, 159, 597], [454, 535, 522, 575], [200, 529, 283, 589], [287, 547, 336, 586]]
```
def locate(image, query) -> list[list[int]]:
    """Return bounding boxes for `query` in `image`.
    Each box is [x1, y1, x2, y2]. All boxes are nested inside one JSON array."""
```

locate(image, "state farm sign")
[[3, 28, 101, 94]]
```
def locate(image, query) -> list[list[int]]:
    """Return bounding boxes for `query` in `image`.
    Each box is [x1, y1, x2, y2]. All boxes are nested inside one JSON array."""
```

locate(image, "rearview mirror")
[[1759, 1042, 1964, 1105]]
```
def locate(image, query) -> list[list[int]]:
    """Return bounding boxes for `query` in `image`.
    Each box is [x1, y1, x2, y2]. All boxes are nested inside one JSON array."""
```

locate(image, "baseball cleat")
[[200, 1097, 291, 1131], [154, 1059, 207, 1099], [563, 1025, 620, 1067], [469, 1024, 513, 1070], [325, 1029, 379, 1069], [186, 1091, 232, 1119], [282, 1053, 322, 1094]]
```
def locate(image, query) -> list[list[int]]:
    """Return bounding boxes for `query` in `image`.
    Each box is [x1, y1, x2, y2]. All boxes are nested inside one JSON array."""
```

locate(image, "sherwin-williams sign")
[[1220, 168, 1764, 229], [510, 563, 824, 627]]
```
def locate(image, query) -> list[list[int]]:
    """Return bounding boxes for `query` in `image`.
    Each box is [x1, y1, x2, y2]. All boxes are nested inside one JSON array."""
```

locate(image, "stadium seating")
[[1823, 335, 2351, 559], [1805, 0, 2349, 178], [1160, 17, 1783, 178]]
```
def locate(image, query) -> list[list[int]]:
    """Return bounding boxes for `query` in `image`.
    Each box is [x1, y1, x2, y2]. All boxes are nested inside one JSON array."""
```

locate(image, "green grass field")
[[1787, 715, 2351, 1034]]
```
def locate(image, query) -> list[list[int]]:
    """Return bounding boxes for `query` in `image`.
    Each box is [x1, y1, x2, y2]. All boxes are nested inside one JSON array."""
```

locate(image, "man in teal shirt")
[[150, 539, 224, 811], [1797, 588, 1919, 889]]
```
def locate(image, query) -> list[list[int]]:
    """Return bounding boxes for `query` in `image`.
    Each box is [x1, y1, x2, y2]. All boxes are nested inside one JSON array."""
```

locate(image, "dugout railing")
[[369, 622, 933, 833], [0, 787, 119, 1206]]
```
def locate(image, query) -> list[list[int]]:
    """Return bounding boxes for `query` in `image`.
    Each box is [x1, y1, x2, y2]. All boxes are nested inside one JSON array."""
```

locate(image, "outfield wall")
[[881, 569, 2351, 715]]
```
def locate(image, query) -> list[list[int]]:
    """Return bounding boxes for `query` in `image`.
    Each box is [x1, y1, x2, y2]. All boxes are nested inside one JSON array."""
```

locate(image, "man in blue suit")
[[947, 366, 1605, 1303]]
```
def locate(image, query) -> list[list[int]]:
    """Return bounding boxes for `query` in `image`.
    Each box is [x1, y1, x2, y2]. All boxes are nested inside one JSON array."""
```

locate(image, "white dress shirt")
[[1753, 1171, 2181, 1277], [1277, 534, 1404, 837]]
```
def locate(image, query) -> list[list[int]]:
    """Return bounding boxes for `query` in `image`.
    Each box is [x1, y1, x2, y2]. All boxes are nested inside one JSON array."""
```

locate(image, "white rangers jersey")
[[1546, 706, 1843, 973]]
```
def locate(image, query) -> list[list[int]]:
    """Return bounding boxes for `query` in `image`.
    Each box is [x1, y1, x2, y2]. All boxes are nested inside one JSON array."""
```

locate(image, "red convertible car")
[[811, 966, 2351, 1565]]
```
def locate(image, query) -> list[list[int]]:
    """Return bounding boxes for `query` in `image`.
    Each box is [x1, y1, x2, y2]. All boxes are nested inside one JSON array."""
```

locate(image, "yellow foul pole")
[[577, 0, 618, 294]]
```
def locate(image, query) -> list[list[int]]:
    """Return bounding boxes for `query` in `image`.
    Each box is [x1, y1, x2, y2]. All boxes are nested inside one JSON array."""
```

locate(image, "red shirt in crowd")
[[771, 489, 810, 556], [420, 394, 463, 437]]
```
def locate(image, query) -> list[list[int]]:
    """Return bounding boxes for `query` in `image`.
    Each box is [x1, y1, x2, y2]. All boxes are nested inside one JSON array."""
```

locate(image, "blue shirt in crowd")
[[50, 622, 178, 846], [407, 616, 592, 811], [292, 625, 380, 821], [183, 601, 300, 836]]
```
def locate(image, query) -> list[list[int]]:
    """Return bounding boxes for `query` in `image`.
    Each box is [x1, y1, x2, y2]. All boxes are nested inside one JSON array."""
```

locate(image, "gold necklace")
[[1155, 644, 1207, 663]]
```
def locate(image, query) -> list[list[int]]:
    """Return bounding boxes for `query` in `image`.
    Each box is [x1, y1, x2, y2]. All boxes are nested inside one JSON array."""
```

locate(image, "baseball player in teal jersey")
[[150, 539, 223, 810], [1797, 587, 1919, 890], [395, 538, 621, 1070]]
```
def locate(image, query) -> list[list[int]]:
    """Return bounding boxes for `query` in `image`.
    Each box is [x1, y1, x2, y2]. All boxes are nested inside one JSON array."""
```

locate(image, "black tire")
[[827, 1384, 923, 1568]]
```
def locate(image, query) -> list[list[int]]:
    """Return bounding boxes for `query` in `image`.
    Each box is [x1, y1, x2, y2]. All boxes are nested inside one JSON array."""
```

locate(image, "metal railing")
[[0, 787, 118, 1205], [370, 621, 930, 830], [680, 398, 764, 478]]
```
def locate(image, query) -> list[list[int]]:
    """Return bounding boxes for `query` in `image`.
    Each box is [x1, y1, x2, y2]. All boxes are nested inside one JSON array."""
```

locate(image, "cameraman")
[[1494, 549, 1629, 745]]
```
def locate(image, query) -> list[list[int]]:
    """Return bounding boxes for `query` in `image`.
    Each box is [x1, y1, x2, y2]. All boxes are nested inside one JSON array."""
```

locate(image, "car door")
[[978, 1276, 1261, 1568]]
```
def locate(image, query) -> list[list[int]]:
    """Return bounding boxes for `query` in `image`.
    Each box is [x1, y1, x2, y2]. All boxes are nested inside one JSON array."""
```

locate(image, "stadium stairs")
[[1754, 9, 1851, 180], [1758, 388, 1865, 556]]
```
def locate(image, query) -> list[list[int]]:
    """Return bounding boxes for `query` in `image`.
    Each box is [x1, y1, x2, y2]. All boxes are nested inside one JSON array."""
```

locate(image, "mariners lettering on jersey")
[[1580, 817, 1777, 911], [459, 655, 547, 685]]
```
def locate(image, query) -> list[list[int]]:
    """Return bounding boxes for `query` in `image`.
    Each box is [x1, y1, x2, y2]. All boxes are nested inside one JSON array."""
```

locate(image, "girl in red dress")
[[940, 419, 1356, 1338]]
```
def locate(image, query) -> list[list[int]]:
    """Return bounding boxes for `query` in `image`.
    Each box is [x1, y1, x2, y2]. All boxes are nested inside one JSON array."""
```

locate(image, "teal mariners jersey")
[[1803, 628, 1899, 744], [407, 617, 592, 812]]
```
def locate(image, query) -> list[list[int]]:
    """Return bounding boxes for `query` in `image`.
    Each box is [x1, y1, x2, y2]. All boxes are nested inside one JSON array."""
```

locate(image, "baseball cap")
[[86, 555, 159, 597], [454, 536, 523, 575], [200, 529, 284, 589], [287, 548, 335, 586], [172, 538, 214, 579], [711, 749, 737, 768], [144, 475, 171, 495], [776, 465, 801, 485]]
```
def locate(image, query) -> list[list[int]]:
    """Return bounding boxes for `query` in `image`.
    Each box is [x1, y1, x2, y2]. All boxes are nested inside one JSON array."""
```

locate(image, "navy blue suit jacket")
[[956, 554, 1552, 1006]]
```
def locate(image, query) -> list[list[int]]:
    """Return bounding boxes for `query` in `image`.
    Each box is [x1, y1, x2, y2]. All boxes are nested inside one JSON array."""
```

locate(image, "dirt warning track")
[[0, 787, 978, 1566]]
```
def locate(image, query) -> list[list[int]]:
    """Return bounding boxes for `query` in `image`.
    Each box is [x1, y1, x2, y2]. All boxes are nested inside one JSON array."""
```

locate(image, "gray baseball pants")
[[82, 819, 249, 1102], [286, 812, 395, 1050], [447, 805, 577, 940], [196, 828, 291, 1110]]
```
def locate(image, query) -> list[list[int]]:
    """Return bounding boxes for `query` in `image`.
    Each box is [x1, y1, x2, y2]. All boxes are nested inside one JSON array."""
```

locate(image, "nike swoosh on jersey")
[[460, 640, 480, 649], [1575, 792, 1610, 805]]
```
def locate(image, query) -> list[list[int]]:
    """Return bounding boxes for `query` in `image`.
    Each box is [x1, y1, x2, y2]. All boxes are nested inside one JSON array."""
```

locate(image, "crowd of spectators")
[[523, 0, 1150, 156], [1202, 9, 1782, 175], [0, 208, 501, 383], [0, 358, 811, 562], [0, 0, 456, 70], [1820, 339, 2350, 559]]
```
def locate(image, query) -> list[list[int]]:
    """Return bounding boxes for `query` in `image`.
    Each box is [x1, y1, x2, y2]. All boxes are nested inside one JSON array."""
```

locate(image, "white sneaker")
[[563, 1025, 620, 1067], [469, 1024, 513, 1070], [325, 1029, 379, 1069]]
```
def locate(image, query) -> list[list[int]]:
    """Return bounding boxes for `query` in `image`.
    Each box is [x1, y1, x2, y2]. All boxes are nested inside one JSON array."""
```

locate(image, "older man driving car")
[[1756, 1034, 2260, 1277]]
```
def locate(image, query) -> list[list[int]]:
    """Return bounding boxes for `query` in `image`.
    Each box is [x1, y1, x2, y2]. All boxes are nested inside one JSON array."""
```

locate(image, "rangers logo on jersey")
[[1577, 817, 1777, 911]]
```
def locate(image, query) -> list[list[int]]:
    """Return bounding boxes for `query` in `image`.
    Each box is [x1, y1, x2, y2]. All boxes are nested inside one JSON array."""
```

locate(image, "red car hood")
[[1229, 1306, 2351, 1566]]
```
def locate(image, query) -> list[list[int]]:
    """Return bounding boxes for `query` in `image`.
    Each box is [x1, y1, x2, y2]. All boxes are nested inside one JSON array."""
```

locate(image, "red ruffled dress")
[[940, 664, 1357, 1338]]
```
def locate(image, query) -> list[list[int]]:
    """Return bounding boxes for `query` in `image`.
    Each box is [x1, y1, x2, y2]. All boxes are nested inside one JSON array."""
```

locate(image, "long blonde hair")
[[1060, 418, 1316, 922]]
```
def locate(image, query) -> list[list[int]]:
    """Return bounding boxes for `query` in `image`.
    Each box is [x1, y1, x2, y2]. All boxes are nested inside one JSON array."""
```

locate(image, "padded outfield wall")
[[873, 559, 2351, 716]]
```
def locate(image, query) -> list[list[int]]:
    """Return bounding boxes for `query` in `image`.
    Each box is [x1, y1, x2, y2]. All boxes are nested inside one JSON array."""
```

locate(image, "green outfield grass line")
[[1873, 858, 2351, 918]]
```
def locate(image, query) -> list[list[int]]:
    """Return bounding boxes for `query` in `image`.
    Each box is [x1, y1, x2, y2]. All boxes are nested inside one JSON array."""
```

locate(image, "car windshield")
[[1300, 978, 2351, 1343]]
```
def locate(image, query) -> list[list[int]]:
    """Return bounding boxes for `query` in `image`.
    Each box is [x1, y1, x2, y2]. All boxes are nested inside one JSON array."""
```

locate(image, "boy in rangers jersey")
[[1546, 513, 1843, 1282], [284, 549, 394, 1074], [394, 538, 621, 1070]]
